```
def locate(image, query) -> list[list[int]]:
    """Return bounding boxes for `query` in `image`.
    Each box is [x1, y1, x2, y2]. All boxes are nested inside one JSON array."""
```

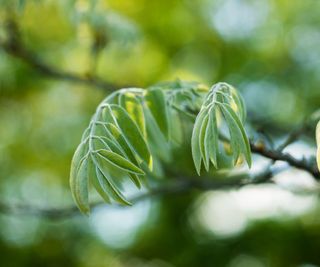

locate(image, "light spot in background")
[[193, 191, 248, 237], [206, 0, 269, 40], [289, 26, 320, 72], [191, 177, 317, 238], [0, 216, 41, 247], [90, 199, 152, 249], [283, 141, 316, 160], [274, 168, 319, 194], [228, 254, 266, 267], [231, 184, 316, 218], [241, 80, 300, 124]]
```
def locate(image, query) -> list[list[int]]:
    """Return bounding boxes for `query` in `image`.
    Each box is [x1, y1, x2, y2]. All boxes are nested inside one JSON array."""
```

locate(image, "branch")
[[0, 19, 121, 92], [0, 166, 281, 220], [218, 133, 319, 179], [250, 141, 319, 178]]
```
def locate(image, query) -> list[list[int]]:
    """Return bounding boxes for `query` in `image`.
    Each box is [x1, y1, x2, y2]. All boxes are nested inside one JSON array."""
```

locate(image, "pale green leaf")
[[88, 157, 111, 203], [205, 107, 219, 168], [219, 103, 251, 167], [199, 114, 210, 171], [70, 141, 90, 214], [119, 92, 146, 136], [96, 149, 145, 175], [144, 88, 169, 139], [95, 165, 131, 205], [192, 107, 208, 175], [110, 104, 151, 167], [316, 121, 320, 172]]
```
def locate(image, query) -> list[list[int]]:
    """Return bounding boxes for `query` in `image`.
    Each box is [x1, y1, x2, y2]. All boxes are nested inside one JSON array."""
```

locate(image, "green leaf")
[[104, 123, 142, 167], [205, 107, 219, 168], [69, 142, 90, 214], [110, 104, 151, 167], [119, 92, 146, 136], [88, 157, 111, 203], [144, 88, 169, 139], [96, 149, 145, 175], [91, 135, 142, 188], [199, 114, 210, 171], [95, 165, 131, 206], [219, 103, 251, 167], [316, 121, 320, 172], [191, 107, 208, 175]]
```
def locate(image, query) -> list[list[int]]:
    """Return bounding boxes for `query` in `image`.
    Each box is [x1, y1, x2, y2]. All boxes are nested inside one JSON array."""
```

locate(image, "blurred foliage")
[[1, 0, 320, 266]]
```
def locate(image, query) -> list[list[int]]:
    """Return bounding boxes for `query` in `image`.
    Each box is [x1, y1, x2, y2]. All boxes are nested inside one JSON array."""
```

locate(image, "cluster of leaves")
[[70, 82, 251, 214], [191, 83, 251, 175]]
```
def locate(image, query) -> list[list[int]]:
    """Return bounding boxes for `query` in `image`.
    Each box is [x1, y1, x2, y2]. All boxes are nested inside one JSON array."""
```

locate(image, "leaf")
[[91, 135, 142, 188], [192, 107, 208, 175], [199, 114, 210, 171], [219, 103, 251, 167], [205, 107, 219, 168], [70, 82, 251, 213], [95, 165, 131, 205], [144, 88, 169, 139], [96, 149, 145, 175], [110, 104, 152, 167], [88, 157, 111, 203], [119, 92, 146, 136], [69, 142, 90, 214], [104, 123, 142, 168], [190, 82, 251, 173], [316, 121, 320, 171]]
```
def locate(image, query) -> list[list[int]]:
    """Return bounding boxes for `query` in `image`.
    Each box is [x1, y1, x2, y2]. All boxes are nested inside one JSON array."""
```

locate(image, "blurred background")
[[1, 0, 320, 266]]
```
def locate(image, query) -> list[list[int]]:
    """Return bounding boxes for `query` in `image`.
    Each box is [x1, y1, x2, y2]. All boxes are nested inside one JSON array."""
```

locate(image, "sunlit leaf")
[[144, 88, 169, 139], [119, 92, 146, 136]]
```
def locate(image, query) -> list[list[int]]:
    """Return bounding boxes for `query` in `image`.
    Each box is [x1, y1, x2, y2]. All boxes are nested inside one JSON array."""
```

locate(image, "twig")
[[277, 119, 311, 152], [219, 132, 319, 179], [250, 141, 319, 178]]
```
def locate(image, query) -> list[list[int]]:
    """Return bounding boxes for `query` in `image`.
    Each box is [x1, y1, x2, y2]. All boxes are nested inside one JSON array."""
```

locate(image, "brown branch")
[[0, 19, 121, 92], [250, 141, 319, 178], [219, 132, 319, 179]]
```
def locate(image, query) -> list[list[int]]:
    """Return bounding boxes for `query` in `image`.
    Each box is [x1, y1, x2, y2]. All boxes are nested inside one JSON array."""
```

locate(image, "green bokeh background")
[[1, 0, 320, 266]]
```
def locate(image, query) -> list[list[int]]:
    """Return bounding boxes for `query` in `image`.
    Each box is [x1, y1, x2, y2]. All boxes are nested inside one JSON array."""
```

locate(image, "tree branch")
[[0, 19, 121, 92], [250, 141, 319, 178], [0, 166, 281, 220]]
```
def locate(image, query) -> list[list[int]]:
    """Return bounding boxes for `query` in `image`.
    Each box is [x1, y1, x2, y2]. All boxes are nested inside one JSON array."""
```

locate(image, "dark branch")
[[250, 141, 319, 178], [0, 19, 121, 92]]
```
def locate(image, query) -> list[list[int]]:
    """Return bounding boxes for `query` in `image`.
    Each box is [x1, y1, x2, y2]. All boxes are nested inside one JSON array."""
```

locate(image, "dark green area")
[[1, 0, 320, 266]]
